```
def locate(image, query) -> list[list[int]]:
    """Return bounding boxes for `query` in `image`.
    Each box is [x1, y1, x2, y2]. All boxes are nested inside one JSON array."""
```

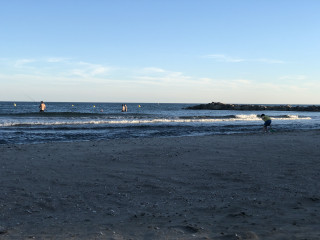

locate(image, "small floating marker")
[[14, 103, 17, 107], [138, 105, 141, 108], [72, 104, 74, 107], [93, 105, 96, 108]]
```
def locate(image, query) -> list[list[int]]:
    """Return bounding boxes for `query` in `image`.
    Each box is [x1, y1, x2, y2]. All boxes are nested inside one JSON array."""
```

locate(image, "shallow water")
[[1, 101, 319, 144]]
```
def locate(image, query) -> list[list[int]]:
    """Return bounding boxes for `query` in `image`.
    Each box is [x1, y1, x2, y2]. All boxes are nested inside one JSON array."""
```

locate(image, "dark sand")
[[1, 131, 320, 239]]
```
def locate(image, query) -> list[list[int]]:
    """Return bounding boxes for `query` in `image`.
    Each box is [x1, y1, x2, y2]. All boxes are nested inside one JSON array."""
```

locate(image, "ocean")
[[0, 101, 319, 144]]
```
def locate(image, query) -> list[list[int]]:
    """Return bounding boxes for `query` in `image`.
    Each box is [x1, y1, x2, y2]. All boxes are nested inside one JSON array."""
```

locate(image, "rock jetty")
[[185, 102, 320, 112]]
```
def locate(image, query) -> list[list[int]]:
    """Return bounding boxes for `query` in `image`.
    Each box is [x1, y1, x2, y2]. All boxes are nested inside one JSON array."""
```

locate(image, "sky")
[[0, 0, 320, 104]]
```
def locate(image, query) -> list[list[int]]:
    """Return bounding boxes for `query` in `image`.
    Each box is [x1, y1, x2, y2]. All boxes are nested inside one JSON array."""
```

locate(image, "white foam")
[[0, 114, 312, 127], [235, 114, 261, 120], [275, 116, 311, 120]]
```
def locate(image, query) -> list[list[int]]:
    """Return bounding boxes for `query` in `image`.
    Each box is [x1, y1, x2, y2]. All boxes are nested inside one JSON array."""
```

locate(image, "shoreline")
[[1, 131, 320, 239], [1, 128, 319, 146], [0, 126, 320, 149]]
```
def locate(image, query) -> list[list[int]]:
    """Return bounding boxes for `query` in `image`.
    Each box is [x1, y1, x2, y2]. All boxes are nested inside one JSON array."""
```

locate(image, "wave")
[[0, 112, 103, 117], [179, 114, 311, 120], [0, 114, 312, 127], [0, 112, 155, 119], [179, 115, 237, 120], [1, 111, 311, 120], [272, 115, 308, 119]]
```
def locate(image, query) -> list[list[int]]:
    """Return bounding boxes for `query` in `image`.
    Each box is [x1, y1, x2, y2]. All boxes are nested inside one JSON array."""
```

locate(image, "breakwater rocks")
[[185, 102, 320, 112]]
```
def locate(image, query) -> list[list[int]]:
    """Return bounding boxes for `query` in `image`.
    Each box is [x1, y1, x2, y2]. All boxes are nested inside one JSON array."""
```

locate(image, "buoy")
[[14, 103, 17, 107], [93, 105, 96, 108], [138, 105, 141, 108], [72, 104, 74, 107]]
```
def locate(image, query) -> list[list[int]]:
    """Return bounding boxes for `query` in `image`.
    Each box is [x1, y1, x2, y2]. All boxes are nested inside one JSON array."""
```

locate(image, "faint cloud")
[[256, 58, 285, 64], [14, 59, 36, 67], [71, 62, 111, 77], [204, 54, 285, 64], [1, 57, 114, 81], [1, 58, 319, 104], [206, 78, 253, 88], [204, 54, 245, 62], [133, 67, 192, 85], [279, 75, 307, 80], [142, 67, 166, 73], [46, 57, 70, 63], [232, 79, 251, 84]]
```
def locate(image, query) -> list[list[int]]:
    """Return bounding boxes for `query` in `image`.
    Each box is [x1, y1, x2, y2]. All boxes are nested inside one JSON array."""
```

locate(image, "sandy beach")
[[0, 130, 320, 239]]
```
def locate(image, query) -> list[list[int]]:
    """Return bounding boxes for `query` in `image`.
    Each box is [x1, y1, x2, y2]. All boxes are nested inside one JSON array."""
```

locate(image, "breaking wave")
[[0, 114, 311, 127]]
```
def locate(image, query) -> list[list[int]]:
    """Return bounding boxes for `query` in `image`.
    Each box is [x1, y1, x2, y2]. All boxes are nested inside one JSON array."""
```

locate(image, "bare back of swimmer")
[[39, 101, 46, 112]]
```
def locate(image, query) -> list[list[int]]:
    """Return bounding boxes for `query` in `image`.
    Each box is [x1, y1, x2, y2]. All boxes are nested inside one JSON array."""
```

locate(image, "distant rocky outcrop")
[[185, 102, 320, 112]]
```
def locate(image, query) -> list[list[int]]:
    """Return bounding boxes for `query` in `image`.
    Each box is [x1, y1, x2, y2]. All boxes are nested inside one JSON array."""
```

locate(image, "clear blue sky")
[[1, 0, 319, 104]]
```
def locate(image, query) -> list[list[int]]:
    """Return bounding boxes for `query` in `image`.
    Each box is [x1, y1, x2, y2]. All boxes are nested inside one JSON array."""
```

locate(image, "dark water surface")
[[1, 102, 319, 144]]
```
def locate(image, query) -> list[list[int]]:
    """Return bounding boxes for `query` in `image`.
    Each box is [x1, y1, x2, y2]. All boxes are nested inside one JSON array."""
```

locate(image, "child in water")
[[260, 114, 272, 132]]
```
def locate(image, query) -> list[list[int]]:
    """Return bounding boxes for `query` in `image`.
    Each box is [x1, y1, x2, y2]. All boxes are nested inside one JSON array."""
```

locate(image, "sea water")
[[0, 101, 319, 144]]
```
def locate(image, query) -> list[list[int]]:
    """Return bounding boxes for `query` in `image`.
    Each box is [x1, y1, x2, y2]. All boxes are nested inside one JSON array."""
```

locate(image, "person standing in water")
[[122, 104, 128, 112], [39, 101, 46, 112], [260, 114, 272, 132]]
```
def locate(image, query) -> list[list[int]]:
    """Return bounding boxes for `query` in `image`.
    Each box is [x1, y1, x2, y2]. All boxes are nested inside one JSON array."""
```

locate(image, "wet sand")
[[1, 131, 320, 239]]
